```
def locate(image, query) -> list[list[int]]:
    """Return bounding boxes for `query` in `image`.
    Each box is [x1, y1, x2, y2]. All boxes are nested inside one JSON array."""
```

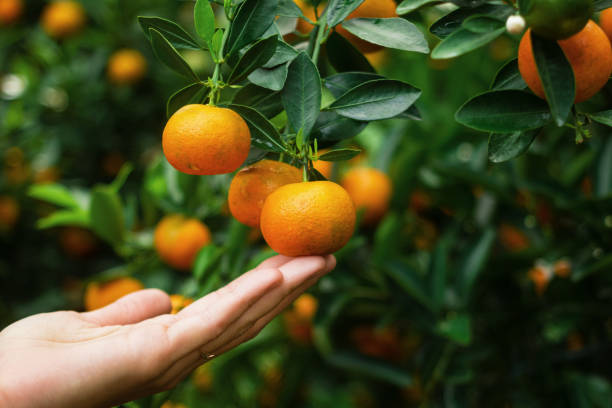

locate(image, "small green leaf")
[[531, 32, 575, 126], [224, 0, 278, 57], [149, 28, 199, 81], [488, 130, 538, 163], [89, 187, 125, 246], [325, 72, 383, 98], [228, 36, 278, 84], [28, 184, 81, 209], [462, 15, 505, 33], [456, 90, 551, 133], [277, 0, 304, 17], [262, 41, 299, 68], [589, 110, 612, 127], [396, 0, 439, 15], [326, 352, 413, 387], [594, 0, 612, 11], [326, 32, 375, 73], [210, 28, 224, 61], [385, 260, 432, 311], [340, 18, 430, 53], [457, 228, 495, 299], [328, 79, 421, 121], [431, 27, 505, 59], [229, 104, 287, 153], [248, 63, 289, 91], [319, 148, 361, 162], [281, 52, 322, 137], [37, 210, 89, 229], [490, 59, 527, 90], [193, 244, 223, 281], [438, 314, 472, 346], [167, 83, 208, 118], [430, 4, 510, 38], [326, 0, 365, 27], [138, 16, 201, 50], [310, 111, 367, 142], [194, 0, 216, 46]]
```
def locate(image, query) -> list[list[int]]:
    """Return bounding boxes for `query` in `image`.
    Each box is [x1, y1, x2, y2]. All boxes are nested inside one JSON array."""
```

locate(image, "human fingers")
[[254, 255, 295, 270], [166, 267, 283, 357], [81, 289, 172, 326]]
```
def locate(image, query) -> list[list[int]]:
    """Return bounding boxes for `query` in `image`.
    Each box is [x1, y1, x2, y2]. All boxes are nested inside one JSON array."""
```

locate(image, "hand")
[[0, 255, 335, 408]]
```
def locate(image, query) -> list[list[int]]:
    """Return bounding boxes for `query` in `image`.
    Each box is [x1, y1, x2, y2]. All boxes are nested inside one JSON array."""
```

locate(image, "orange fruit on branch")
[[84, 277, 144, 311], [162, 104, 251, 175], [154, 214, 211, 270], [600, 8, 612, 43], [335, 0, 397, 54], [518, 21, 612, 104], [522, 0, 593, 40], [260, 181, 355, 256], [228, 159, 302, 228], [341, 167, 392, 225], [0, 0, 22, 25], [107, 49, 147, 85], [41, 0, 85, 39]]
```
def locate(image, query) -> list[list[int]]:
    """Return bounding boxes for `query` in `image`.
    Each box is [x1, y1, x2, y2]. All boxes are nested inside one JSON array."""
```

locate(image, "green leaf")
[[488, 130, 538, 163], [89, 187, 125, 246], [531, 32, 575, 126], [28, 184, 81, 209], [167, 83, 208, 118], [325, 72, 383, 98], [263, 41, 299, 68], [341, 18, 430, 53], [490, 58, 527, 90], [326, 0, 365, 27], [37, 210, 89, 229], [232, 84, 284, 118], [310, 111, 367, 142], [385, 260, 432, 311], [596, 137, 612, 198], [455, 90, 551, 133], [462, 15, 505, 33], [277, 0, 304, 17], [589, 110, 612, 127], [326, 32, 375, 73], [229, 104, 287, 153], [328, 79, 421, 121], [430, 238, 450, 314], [194, 0, 216, 46], [430, 4, 510, 38], [396, 0, 439, 15], [193, 244, 223, 281], [438, 314, 472, 346], [431, 27, 505, 59], [224, 0, 278, 57], [110, 163, 134, 193], [248, 63, 289, 91], [149, 29, 199, 81], [228, 36, 278, 84], [457, 228, 495, 299], [281, 52, 322, 137], [594, 0, 612, 11], [138, 16, 201, 50], [319, 148, 361, 162], [326, 352, 413, 387], [210, 28, 224, 61]]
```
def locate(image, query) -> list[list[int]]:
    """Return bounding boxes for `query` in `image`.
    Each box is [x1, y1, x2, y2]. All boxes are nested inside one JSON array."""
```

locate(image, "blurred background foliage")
[[1, 1, 612, 407]]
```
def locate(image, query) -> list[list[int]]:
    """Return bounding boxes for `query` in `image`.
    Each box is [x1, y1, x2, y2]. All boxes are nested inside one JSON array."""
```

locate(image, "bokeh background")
[[1, 1, 612, 407]]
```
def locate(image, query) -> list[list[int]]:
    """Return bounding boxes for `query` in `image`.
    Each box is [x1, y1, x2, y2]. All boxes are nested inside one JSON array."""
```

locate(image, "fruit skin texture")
[[154, 214, 211, 271], [162, 104, 251, 175], [0, 0, 22, 25], [523, 0, 593, 40], [600, 8, 612, 43], [260, 181, 356, 257], [84, 277, 144, 311], [335, 0, 397, 54], [228, 160, 302, 228], [41, 1, 86, 39], [341, 167, 392, 225], [107, 49, 147, 85], [518, 21, 612, 104]]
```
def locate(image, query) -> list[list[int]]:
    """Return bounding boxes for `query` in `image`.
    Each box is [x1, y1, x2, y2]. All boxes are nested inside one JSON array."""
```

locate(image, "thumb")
[[81, 289, 172, 326]]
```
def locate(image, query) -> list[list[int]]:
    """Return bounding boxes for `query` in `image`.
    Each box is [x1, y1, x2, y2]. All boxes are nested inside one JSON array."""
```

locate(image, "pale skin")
[[0, 255, 336, 408]]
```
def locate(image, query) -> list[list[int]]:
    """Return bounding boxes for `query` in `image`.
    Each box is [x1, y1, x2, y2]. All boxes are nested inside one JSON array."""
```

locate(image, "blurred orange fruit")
[[0, 0, 22, 25], [351, 325, 403, 360], [528, 265, 551, 295], [335, 0, 397, 54], [192, 364, 213, 393], [260, 181, 355, 256], [84, 277, 144, 311], [160, 402, 187, 408], [313, 157, 333, 179], [169, 294, 194, 314], [41, 0, 85, 39], [553, 259, 572, 278], [228, 160, 302, 228], [284, 294, 318, 345], [365, 49, 389, 69], [162, 104, 251, 175], [34, 166, 61, 184], [293, 293, 317, 320], [518, 21, 612, 103], [101, 151, 125, 176], [600, 8, 612, 42], [498, 224, 529, 252], [59, 227, 97, 257], [107, 49, 147, 85], [0, 195, 19, 230], [154, 214, 211, 270], [341, 167, 392, 225]]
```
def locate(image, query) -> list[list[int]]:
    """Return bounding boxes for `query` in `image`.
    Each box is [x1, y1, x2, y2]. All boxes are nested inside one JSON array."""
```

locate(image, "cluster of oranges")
[[528, 258, 572, 295], [517, 4, 612, 104]]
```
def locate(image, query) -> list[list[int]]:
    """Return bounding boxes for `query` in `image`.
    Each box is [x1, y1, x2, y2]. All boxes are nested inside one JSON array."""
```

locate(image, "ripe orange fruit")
[[83, 277, 144, 311], [600, 8, 612, 43], [335, 0, 397, 54], [41, 1, 86, 39], [162, 104, 251, 175], [518, 21, 612, 104], [169, 294, 194, 314], [228, 160, 302, 228], [0, 0, 22, 25], [293, 293, 317, 320], [59, 227, 97, 257], [107, 49, 147, 85], [0, 195, 19, 230], [260, 181, 355, 256], [154, 214, 211, 270], [313, 159, 333, 179], [341, 167, 392, 225]]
